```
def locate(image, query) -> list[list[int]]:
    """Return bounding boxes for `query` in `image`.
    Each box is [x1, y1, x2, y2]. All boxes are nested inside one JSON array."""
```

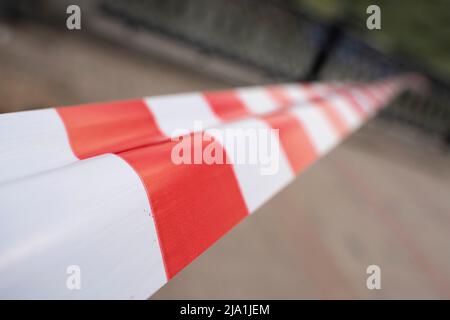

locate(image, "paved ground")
[[1, 22, 449, 299]]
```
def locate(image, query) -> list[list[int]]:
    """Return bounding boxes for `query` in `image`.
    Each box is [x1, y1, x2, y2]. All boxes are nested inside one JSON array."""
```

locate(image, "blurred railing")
[[98, 0, 450, 145]]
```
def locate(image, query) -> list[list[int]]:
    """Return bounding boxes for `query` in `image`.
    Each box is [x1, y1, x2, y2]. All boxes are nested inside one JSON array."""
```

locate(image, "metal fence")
[[99, 0, 450, 144]]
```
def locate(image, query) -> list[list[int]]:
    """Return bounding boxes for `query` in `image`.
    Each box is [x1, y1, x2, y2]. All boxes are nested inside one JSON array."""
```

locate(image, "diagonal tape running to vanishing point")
[[0, 74, 425, 299]]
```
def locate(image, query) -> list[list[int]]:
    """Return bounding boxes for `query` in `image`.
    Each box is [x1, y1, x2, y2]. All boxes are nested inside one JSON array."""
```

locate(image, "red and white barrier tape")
[[0, 74, 423, 299]]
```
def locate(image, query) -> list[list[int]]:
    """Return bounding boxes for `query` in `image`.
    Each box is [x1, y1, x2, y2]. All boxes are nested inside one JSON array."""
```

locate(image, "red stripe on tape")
[[57, 99, 163, 159], [203, 90, 250, 121], [263, 112, 317, 174], [302, 85, 348, 136], [312, 98, 348, 137], [266, 85, 293, 108], [338, 88, 368, 118], [119, 133, 249, 278]]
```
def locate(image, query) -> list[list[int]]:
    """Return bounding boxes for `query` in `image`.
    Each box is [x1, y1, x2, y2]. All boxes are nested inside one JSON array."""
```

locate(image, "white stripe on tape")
[[236, 87, 279, 114], [145, 93, 221, 137], [290, 106, 339, 155], [0, 154, 166, 299], [0, 109, 77, 184], [328, 94, 362, 130], [207, 118, 294, 213]]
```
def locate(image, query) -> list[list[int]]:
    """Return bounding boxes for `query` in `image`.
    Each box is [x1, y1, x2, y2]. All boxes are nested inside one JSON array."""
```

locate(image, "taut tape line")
[[0, 74, 423, 299]]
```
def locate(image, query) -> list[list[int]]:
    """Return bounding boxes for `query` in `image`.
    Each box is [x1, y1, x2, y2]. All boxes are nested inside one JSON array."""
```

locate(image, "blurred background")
[[0, 0, 449, 298]]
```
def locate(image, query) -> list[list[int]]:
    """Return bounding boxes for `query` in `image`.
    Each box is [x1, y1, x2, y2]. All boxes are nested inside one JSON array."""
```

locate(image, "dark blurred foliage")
[[293, 0, 450, 82]]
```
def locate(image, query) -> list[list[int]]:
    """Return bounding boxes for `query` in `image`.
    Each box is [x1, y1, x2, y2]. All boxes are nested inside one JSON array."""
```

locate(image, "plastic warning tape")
[[0, 74, 422, 299]]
